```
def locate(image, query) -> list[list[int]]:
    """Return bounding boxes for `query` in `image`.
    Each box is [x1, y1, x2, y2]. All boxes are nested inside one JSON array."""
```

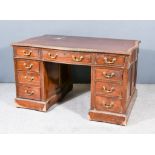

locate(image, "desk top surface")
[[12, 35, 140, 55]]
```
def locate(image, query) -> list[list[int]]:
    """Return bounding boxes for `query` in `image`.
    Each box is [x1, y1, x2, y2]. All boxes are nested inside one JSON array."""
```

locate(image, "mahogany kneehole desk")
[[12, 35, 140, 125]]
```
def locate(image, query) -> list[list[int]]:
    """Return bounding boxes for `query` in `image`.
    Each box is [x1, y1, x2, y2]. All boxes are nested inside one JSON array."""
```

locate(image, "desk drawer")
[[95, 54, 125, 66], [95, 82, 122, 98], [95, 96, 123, 113], [17, 85, 41, 100], [16, 60, 40, 72], [17, 71, 40, 86], [42, 49, 92, 64], [95, 68, 123, 81], [15, 47, 40, 59]]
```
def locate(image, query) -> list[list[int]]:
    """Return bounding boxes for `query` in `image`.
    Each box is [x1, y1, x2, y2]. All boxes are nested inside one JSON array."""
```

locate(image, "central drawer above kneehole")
[[42, 49, 92, 65]]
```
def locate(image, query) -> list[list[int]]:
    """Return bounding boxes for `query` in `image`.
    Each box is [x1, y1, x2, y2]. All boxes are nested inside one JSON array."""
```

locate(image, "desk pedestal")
[[15, 61, 73, 111]]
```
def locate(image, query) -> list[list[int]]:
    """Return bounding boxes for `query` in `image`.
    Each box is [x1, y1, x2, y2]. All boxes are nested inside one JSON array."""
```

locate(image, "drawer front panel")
[[17, 85, 41, 100], [95, 54, 125, 66], [17, 71, 40, 86], [16, 60, 40, 72], [15, 47, 40, 59], [95, 96, 123, 113], [42, 49, 92, 65], [95, 68, 123, 81], [95, 82, 122, 97]]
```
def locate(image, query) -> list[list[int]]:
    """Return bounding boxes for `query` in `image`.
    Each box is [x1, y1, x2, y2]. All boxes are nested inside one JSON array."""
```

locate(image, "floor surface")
[[0, 83, 155, 133]]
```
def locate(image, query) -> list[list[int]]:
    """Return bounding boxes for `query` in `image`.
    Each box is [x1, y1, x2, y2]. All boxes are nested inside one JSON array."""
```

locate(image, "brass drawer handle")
[[24, 76, 34, 82], [48, 53, 58, 59], [72, 55, 84, 62], [103, 72, 115, 78], [24, 90, 34, 96], [24, 63, 33, 69], [104, 57, 116, 64], [23, 50, 32, 56], [102, 86, 115, 93], [104, 102, 114, 109]]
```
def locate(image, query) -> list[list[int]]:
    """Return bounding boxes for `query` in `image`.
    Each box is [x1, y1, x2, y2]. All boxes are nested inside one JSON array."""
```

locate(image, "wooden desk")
[[12, 35, 140, 125]]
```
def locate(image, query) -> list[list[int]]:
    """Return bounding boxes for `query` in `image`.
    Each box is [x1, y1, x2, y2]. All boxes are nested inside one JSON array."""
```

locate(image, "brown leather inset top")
[[12, 35, 140, 55]]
